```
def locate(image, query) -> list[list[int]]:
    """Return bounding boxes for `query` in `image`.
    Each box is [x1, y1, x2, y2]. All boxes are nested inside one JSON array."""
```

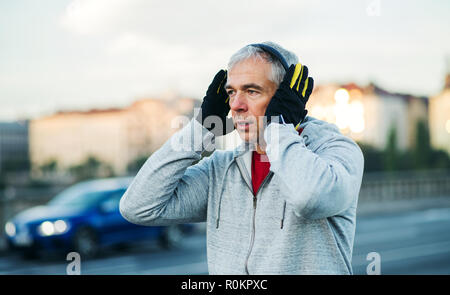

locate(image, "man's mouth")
[[235, 120, 253, 131]]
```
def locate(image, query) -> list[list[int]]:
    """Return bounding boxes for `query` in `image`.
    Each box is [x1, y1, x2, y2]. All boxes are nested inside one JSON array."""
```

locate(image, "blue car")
[[4, 177, 190, 259]]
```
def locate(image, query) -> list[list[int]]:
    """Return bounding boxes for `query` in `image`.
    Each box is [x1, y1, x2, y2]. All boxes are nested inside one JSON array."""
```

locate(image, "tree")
[[412, 120, 432, 170], [39, 159, 58, 175], [127, 155, 150, 174], [430, 149, 450, 169], [357, 142, 384, 172], [357, 120, 450, 173], [383, 126, 399, 172], [69, 155, 114, 181]]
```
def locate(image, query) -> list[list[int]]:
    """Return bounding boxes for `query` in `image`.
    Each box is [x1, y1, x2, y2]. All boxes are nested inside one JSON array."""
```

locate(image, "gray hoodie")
[[119, 115, 365, 274]]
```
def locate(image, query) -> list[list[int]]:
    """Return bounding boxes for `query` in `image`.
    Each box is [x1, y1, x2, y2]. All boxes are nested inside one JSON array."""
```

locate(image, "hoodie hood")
[[298, 115, 343, 150], [232, 115, 341, 158]]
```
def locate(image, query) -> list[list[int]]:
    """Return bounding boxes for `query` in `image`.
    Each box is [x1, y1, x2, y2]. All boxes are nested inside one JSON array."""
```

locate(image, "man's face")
[[225, 57, 277, 143]]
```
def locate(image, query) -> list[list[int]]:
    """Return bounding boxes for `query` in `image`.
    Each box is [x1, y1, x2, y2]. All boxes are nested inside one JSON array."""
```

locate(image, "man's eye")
[[248, 90, 258, 95], [227, 90, 235, 96]]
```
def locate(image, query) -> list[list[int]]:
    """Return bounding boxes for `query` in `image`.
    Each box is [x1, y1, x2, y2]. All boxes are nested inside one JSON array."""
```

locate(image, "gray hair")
[[227, 41, 298, 86]]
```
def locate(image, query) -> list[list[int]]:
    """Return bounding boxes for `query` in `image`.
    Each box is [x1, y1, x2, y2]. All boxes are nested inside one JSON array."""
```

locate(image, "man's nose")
[[229, 92, 248, 112]]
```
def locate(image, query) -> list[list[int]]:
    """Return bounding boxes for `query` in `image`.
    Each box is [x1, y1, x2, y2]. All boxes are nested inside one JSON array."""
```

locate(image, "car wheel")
[[73, 227, 100, 259], [113, 242, 130, 252], [22, 248, 39, 260], [159, 225, 184, 249]]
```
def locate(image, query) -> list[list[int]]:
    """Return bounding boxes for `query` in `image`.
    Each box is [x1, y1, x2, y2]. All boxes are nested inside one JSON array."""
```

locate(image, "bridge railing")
[[358, 169, 450, 203]]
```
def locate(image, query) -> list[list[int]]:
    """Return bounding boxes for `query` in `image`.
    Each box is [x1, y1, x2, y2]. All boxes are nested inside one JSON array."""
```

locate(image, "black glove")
[[265, 63, 314, 129], [195, 69, 235, 136]]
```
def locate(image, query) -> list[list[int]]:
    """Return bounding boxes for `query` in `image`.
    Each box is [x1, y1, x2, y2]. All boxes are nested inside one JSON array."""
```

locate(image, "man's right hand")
[[195, 69, 235, 136]]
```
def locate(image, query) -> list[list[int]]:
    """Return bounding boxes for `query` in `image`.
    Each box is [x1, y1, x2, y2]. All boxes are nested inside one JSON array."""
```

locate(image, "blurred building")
[[306, 82, 428, 151], [0, 121, 29, 174], [218, 82, 429, 152], [29, 97, 197, 176], [429, 73, 450, 154]]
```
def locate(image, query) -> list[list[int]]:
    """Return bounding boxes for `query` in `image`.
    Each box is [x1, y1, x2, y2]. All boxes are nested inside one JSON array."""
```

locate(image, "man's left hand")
[[264, 63, 314, 129]]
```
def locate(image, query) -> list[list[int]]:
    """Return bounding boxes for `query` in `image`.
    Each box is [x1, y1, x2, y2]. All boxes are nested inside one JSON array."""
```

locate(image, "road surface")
[[1, 206, 450, 275]]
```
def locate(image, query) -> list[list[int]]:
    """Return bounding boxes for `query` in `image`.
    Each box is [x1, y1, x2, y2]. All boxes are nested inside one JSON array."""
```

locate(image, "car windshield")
[[48, 185, 110, 208]]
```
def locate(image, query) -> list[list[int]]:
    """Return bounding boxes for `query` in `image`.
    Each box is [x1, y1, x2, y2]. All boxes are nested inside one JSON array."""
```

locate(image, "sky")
[[0, 0, 449, 121]]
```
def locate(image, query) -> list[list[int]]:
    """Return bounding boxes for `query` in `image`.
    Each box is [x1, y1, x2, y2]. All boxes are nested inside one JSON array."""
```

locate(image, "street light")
[[334, 88, 350, 104], [333, 89, 365, 133]]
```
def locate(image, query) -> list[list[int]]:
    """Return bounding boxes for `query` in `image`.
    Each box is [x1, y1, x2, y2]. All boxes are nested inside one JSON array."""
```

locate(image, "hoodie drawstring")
[[216, 159, 235, 229], [280, 201, 287, 229]]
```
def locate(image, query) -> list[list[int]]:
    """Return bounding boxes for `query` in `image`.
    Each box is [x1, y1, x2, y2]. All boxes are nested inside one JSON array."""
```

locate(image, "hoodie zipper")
[[244, 171, 272, 275], [244, 195, 257, 275]]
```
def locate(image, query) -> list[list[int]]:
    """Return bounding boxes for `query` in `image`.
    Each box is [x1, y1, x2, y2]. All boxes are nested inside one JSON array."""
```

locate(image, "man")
[[119, 42, 365, 274]]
